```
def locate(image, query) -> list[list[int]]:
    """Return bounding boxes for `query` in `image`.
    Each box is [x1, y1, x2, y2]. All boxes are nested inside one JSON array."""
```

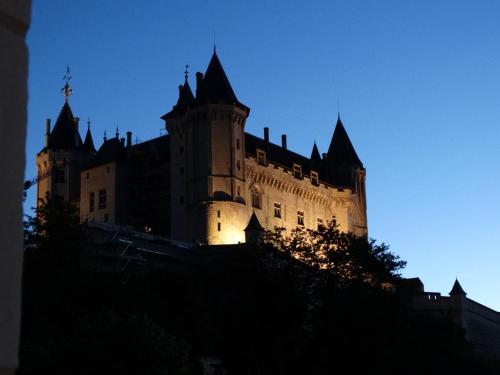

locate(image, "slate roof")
[[82, 126, 96, 153], [84, 135, 170, 171], [327, 117, 363, 167], [449, 279, 467, 296], [196, 51, 238, 103], [311, 142, 321, 161], [84, 137, 125, 169], [244, 212, 264, 232], [162, 80, 195, 119], [47, 102, 83, 150]]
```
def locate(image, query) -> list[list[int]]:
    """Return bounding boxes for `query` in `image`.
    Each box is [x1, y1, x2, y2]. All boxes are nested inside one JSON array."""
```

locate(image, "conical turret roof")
[[449, 279, 467, 296], [311, 142, 321, 161], [196, 51, 238, 103], [327, 116, 362, 167], [47, 102, 82, 150], [82, 125, 96, 153], [244, 212, 264, 232]]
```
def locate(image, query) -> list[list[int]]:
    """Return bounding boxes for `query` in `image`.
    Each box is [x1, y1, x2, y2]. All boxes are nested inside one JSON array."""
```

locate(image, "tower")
[[326, 116, 367, 236], [162, 51, 250, 244], [36, 68, 96, 209]]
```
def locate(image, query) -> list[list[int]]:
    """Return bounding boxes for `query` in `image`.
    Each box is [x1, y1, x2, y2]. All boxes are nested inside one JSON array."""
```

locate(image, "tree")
[[264, 219, 406, 285]]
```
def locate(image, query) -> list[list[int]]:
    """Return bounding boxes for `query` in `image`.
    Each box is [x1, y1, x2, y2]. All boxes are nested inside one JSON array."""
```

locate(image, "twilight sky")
[[26, 1, 500, 310]]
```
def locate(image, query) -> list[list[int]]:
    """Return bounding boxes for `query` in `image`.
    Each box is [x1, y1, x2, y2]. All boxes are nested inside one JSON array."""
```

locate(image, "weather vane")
[[184, 64, 189, 81], [61, 65, 73, 101]]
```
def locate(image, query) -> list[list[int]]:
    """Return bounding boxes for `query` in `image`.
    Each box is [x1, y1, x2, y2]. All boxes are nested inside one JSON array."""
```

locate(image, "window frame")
[[274, 202, 282, 219], [297, 210, 304, 226]]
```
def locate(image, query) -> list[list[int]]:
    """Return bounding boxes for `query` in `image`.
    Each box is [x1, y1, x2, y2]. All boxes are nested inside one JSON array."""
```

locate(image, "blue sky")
[[26, 1, 500, 310]]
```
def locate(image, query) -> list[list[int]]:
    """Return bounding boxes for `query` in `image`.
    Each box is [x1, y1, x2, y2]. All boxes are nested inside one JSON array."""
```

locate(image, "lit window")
[[98, 189, 107, 209], [293, 164, 302, 179], [257, 149, 266, 166], [274, 202, 281, 218], [311, 171, 319, 186], [297, 211, 304, 226], [252, 190, 261, 209], [55, 168, 65, 183], [89, 192, 95, 212]]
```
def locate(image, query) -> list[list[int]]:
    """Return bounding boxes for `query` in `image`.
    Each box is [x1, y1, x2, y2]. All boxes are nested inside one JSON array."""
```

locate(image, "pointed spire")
[[244, 211, 264, 232], [327, 116, 362, 167], [82, 118, 96, 153], [311, 141, 321, 161], [46, 101, 82, 150], [449, 279, 467, 296], [196, 50, 238, 103]]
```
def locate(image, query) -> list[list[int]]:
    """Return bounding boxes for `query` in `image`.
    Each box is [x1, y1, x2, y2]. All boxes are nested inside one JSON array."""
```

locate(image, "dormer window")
[[257, 149, 266, 166], [293, 164, 302, 179], [311, 171, 319, 186]]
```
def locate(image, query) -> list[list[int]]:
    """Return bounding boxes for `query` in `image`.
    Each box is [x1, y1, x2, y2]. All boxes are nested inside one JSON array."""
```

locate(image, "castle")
[[35, 51, 367, 245]]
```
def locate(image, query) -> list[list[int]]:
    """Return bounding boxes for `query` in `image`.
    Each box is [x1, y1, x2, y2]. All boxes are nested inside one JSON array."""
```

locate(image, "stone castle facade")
[[35, 51, 367, 245]]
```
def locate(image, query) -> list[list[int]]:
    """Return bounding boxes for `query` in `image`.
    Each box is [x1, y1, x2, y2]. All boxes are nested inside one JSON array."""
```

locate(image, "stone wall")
[[0, 2, 31, 373]]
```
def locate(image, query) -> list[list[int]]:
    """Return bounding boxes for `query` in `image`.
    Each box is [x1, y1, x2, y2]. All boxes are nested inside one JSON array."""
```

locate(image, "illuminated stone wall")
[[80, 162, 118, 224]]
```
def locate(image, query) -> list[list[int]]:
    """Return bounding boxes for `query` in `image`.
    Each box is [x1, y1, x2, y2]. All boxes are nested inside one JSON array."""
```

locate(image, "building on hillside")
[[35, 50, 367, 245]]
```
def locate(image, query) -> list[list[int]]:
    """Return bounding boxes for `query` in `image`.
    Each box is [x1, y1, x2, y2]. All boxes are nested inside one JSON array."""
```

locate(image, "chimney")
[[281, 134, 287, 150], [120, 137, 125, 146], [264, 127, 269, 143], [196, 72, 204, 97], [126, 131, 132, 147], [45, 118, 51, 147]]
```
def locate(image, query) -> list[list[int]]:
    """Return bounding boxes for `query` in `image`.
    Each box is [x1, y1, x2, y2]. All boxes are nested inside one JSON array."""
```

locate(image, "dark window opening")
[[274, 202, 281, 218], [98, 189, 107, 209], [89, 192, 95, 212]]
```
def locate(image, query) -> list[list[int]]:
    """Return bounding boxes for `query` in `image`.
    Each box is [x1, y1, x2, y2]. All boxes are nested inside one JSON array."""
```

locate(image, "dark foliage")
[[20, 204, 500, 374]]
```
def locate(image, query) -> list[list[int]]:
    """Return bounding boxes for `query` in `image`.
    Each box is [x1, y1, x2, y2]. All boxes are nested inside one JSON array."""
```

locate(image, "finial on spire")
[[213, 30, 216, 54], [103, 129, 107, 142], [87, 117, 91, 130], [61, 65, 73, 101], [115, 126, 119, 138], [184, 64, 189, 81]]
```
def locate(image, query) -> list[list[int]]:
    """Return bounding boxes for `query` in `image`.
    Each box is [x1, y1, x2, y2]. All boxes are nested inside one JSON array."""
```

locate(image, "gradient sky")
[[26, 1, 500, 310]]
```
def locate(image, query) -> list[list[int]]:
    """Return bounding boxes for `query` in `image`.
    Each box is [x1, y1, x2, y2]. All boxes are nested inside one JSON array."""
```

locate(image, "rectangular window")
[[55, 168, 65, 183], [217, 222, 221, 231], [106, 166, 110, 173], [98, 189, 107, 209], [86, 172, 90, 180], [236, 139, 240, 150], [257, 149, 266, 166], [274, 202, 281, 218], [89, 192, 95, 212], [311, 171, 319, 186], [293, 164, 302, 179], [252, 190, 260, 208], [217, 210, 221, 218], [297, 211, 304, 226]]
